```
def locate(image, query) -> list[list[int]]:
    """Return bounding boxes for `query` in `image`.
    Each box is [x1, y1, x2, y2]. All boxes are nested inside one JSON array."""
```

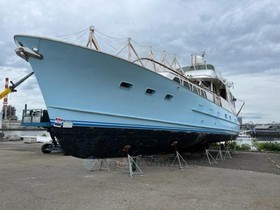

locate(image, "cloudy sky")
[[0, 0, 280, 124]]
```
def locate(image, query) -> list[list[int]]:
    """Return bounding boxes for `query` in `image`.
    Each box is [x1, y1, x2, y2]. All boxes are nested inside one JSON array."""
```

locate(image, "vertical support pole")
[[223, 146, 232, 159], [86, 26, 100, 50], [0, 112, 2, 129], [3, 78, 9, 120], [128, 38, 131, 61], [215, 144, 224, 161]]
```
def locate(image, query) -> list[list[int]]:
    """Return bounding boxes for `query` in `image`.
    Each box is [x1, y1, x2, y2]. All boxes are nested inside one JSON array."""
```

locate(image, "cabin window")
[[173, 77, 180, 84], [120, 82, 133, 89], [225, 114, 228, 119], [220, 88, 227, 100], [193, 86, 199, 94], [183, 82, 190, 89], [201, 90, 207, 99], [165, 94, 173, 101], [145, 88, 156, 95]]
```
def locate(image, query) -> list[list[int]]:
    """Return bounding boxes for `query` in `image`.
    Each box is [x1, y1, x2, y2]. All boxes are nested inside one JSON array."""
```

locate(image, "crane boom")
[[0, 72, 34, 100]]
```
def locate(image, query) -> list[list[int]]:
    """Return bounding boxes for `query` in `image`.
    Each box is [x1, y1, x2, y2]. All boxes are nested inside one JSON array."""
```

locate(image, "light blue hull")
[[14, 35, 239, 158]]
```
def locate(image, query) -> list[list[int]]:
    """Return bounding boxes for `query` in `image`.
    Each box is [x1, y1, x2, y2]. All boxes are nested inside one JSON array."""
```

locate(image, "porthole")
[[120, 82, 133, 89], [173, 77, 180, 84], [165, 94, 173, 101], [145, 88, 156, 95]]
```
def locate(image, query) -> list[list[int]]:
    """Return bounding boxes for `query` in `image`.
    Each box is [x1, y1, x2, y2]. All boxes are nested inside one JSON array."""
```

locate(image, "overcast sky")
[[1, 0, 280, 124]]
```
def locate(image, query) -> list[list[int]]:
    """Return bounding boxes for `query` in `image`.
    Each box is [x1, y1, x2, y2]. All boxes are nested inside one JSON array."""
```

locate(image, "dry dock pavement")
[[0, 141, 279, 210]]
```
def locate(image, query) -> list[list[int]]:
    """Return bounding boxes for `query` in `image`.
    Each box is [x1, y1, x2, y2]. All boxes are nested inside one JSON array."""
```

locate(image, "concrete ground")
[[0, 141, 279, 210]]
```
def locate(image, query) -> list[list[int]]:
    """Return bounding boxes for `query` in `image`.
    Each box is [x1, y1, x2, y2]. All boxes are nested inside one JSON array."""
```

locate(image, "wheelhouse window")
[[120, 81, 133, 89]]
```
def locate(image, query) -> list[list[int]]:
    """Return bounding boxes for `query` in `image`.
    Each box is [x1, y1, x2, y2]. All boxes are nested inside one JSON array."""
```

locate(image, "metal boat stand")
[[228, 140, 237, 155], [170, 151, 190, 169], [206, 144, 225, 161], [126, 154, 143, 177], [170, 141, 190, 170], [204, 143, 233, 164], [223, 146, 232, 159], [83, 158, 111, 172], [204, 149, 218, 165], [122, 145, 143, 177], [215, 145, 225, 161]]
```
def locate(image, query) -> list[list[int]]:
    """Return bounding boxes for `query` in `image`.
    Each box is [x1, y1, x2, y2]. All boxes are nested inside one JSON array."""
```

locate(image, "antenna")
[[202, 50, 205, 58]]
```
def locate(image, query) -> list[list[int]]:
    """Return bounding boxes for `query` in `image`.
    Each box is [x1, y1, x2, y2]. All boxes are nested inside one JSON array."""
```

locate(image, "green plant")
[[239, 144, 251, 151], [227, 141, 238, 150], [227, 142, 251, 151], [254, 142, 280, 152]]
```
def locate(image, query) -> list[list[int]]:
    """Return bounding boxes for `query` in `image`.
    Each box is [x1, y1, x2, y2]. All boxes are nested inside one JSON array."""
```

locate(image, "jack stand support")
[[170, 141, 190, 170], [223, 146, 232, 159], [170, 151, 190, 169], [122, 145, 143, 177], [127, 154, 143, 178], [215, 144, 224, 161], [205, 149, 217, 165]]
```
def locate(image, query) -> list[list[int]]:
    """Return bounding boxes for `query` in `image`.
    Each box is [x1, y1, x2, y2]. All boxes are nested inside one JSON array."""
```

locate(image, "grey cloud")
[[1, 0, 280, 123]]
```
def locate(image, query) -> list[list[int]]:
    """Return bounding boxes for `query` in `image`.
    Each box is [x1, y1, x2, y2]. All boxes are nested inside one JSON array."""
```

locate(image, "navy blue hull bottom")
[[52, 127, 237, 159]]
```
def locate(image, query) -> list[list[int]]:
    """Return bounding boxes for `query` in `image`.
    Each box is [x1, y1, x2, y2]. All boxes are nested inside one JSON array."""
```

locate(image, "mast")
[[171, 54, 184, 74], [86, 26, 100, 50], [147, 47, 158, 72], [116, 38, 144, 67]]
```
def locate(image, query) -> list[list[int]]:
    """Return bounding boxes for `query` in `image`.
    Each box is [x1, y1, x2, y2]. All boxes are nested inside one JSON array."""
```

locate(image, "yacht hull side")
[[14, 35, 240, 158]]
